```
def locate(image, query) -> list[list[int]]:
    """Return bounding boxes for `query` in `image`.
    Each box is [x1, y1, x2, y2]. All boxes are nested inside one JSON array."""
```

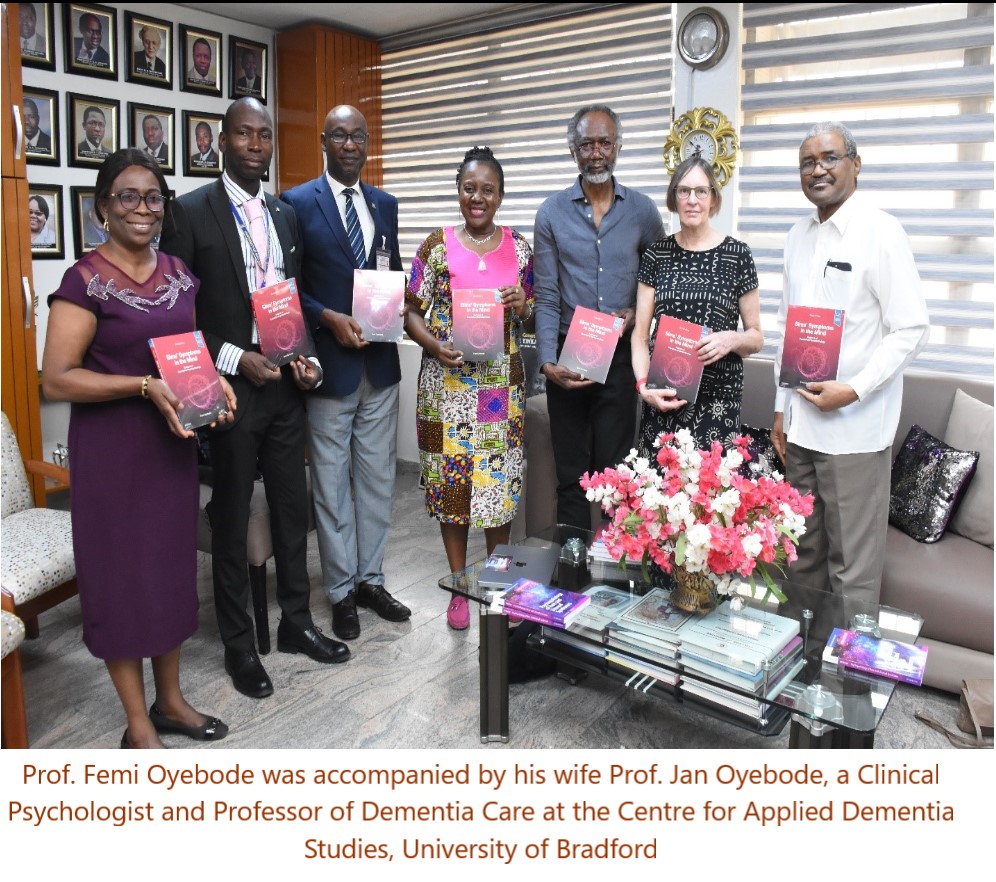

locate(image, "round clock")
[[662, 106, 740, 189], [677, 7, 730, 70]]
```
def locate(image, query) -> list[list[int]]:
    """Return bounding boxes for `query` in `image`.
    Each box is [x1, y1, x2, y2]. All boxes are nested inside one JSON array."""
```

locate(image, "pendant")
[[478, 257, 487, 272]]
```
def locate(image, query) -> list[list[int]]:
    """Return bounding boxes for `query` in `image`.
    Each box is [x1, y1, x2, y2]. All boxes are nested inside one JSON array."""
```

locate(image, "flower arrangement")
[[580, 429, 814, 604]]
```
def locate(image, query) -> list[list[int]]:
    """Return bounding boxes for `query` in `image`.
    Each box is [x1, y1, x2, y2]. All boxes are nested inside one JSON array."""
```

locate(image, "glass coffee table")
[[438, 525, 924, 748]]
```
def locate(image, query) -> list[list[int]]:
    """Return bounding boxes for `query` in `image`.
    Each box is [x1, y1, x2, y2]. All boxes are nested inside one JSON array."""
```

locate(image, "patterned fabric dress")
[[636, 234, 759, 453], [49, 249, 201, 659], [407, 226, 534, 527]]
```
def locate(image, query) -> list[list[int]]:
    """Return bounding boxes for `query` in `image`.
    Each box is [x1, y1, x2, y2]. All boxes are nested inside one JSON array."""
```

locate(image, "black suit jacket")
[[134, 51, 167, 77], [73, 39, 110, 67], [26, 130, 52, 153], [146, 142, 168, 163], [190, 148, 218, 167], [279, 176, 402, 397], [159, 179, 303, 427]]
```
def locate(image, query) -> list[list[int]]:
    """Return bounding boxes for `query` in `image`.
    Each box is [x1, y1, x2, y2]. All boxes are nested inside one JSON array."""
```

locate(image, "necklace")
[[463, 224, 498, 246]]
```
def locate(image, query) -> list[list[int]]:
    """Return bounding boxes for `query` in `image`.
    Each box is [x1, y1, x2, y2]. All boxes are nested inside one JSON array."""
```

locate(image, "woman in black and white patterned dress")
[[631, 156, 762, 454]]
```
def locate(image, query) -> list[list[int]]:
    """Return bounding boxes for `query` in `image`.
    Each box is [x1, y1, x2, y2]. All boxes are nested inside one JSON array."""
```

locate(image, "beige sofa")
[[520, 357, 994, 694]]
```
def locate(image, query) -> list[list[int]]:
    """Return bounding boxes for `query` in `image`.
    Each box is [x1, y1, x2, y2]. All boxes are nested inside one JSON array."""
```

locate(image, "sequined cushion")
[[889, 424, 979, 544], [739, 425, 780, 479]]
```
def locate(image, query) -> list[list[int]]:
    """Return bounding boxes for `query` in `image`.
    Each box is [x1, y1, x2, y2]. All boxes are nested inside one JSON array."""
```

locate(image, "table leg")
[[479, 606, 509, 743]]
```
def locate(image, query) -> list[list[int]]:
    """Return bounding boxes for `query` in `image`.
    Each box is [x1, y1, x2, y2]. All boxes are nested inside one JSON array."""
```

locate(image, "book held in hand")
[[250, 278, 310, 367], [495, 578, 591, 629], [822, 627, 928, 687], [148, 331, 228, 431], [451, 288, 504, 362], [557, 305, 624, 383], [352, 269, 406, 342], [778, 305, 845, 388], [647, 315, 709, 405]]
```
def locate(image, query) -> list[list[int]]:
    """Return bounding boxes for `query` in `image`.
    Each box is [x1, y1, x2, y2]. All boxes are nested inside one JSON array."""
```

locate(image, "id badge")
[[375, 237, 391, 271]]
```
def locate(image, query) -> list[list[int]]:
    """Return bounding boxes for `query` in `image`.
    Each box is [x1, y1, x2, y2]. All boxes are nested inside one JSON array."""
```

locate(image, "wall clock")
[[677, 6, 730, 70], [662, 106, 740, 188]]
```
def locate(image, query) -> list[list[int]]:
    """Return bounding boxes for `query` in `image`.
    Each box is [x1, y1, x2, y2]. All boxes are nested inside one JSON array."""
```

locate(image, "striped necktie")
[[343, 188, 366, 267]]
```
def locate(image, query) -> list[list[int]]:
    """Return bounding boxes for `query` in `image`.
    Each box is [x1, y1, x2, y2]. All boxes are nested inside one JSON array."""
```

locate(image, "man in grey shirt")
[[533, 104, 664, 530]]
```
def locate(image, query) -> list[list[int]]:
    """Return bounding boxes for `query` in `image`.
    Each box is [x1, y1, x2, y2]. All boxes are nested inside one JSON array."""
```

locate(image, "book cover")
[[148, 331, 228, 431], [606, 628, 679, 661], [352, 269, 406, 342], [573, 584, 641, 632], [778, 305, 845, 388], [557, 305, 624, 383], [822, 627, 928, 687], [616, 587, 694, 642], [250, 278, 310, 367], [498, 578, 591, 629], [451, 288, 504, 362], [647, 315, 710, 405], [680, 603, 800, 675]]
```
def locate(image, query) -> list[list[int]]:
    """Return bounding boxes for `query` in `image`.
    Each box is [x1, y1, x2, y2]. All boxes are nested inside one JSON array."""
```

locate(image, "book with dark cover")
[[352, 269, 406, 342], [452, 288, 504, 362], [647, 315, 710, 404], [250, 278, 311, 367], [148, 331, 228, 431], [498, 578, 591, 629], [615, 587, 694, 642], [822, 627, 928, 687], [680, 603, 800, 675], [557, 305, 624, 383], [778, 305, 845, 388]]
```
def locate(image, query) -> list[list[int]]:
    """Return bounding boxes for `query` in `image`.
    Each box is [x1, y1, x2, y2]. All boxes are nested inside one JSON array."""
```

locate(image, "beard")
[[579, 156, 616, 185]]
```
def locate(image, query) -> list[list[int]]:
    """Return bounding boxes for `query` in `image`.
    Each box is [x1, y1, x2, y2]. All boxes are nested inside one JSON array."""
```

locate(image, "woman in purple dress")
[[42, 149, 235, 748]]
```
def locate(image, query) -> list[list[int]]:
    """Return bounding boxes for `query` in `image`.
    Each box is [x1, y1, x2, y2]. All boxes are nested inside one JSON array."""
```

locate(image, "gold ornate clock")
[[662, 106, 740, 188]]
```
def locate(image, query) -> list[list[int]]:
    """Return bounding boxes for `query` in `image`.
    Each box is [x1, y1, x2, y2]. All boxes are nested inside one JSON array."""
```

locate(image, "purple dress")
[[50, 250, 201, 659]]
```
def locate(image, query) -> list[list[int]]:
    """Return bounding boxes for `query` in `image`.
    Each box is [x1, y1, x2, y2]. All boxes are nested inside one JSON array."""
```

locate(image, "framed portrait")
[[125, 11, 173, 90], [28, 184, 64, 259], [182, 111, 224, 177], [229, 36, 268, 103], [67, 92, 119, 169], [22, 87, 60, 166], [18, 2, 55, 70], [129, 102, 174, 174], [180, 25, 222, 97], [63, 3, 118, 80], [70, 186, 108, 258]]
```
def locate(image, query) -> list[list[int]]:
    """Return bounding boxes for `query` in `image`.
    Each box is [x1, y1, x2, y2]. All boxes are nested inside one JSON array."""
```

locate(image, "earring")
[[103, 219, 109, 232]]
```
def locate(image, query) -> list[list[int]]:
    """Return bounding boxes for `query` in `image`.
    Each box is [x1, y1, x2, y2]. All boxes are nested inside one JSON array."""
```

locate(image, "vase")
[[670, 565, 717, 613]]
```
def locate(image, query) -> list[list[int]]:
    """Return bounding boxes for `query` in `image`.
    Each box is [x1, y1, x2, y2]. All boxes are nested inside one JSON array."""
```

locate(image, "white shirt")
[[325, 172, 374, 262], [774, 193, 930, 453]]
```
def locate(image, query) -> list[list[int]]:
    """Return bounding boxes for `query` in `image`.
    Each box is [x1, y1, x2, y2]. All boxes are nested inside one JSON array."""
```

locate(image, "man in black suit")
[[133, 25, 166, 78], [22, 98, 51, 155], [160, 97, 349, 699], [190, 121, 219, 168], [141, 115, 169, 165], [235, 49, 261, 94], [77, 106, 109, 158], [73, 12, 110, 67]]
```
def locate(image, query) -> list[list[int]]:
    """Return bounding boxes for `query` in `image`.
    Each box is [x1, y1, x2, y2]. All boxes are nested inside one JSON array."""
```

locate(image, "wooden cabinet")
[[275, 23, 382, 192]]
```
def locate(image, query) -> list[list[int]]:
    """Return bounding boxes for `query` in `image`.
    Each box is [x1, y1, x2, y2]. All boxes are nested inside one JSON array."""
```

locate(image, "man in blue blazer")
[[280, 104, 411, 641]]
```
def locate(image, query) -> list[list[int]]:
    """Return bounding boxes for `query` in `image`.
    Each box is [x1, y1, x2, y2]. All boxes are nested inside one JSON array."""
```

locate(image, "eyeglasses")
[[328, 130, 367, 146], [577, 138, 616, 156], [799, 155, 850, 175], [110, 190, 166, 212], [675, 186, 712, 201]]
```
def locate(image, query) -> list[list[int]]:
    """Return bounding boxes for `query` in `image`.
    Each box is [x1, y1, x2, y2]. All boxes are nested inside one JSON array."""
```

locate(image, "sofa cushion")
[[944, 389, 994, 547], [888, 425, 978, 543], [881, 527, 994, 655]]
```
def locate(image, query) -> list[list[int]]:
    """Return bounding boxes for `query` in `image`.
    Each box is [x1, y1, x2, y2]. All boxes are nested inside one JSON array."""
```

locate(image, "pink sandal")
[[447, 595, 470, 630]]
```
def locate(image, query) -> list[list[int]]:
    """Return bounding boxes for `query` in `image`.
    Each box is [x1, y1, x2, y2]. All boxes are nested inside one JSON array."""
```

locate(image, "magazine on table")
[[615, 587, 695, 642], [148, 330, 228, 431], [778, 304, 845, 388], [250, 278, 312, 367], [493, 578, 591, 629], [557, 305, 624, 383], [822, 628, 928, 687], [572, 584, 641, 633]]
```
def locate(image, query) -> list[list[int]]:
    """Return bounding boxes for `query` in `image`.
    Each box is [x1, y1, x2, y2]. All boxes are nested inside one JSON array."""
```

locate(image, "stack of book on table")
[[540, 584, 641, 660], [822, 628, 928, 687], [491, 578, 590, 629], [678, 604, 804, 721]]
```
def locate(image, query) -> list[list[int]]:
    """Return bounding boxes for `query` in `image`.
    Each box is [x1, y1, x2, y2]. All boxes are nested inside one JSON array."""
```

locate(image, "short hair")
[[93, 148, 169, 223], [142, 114, 161, 129], [455, 145, 504, 195], [242, 48, 256, 62], [79, 12, 100, 32], [192, 37, 211, 54], [139, 25, 160, 44], [567, 104, 622, 150], [28, 195, 49, 220], [83, 105, 105, 124], [801, 121, 858, 158], [666, 156, 722, 216], [195, 121, 212, 136], [23, 98, 39, 117], [221, 97, 269, 134]]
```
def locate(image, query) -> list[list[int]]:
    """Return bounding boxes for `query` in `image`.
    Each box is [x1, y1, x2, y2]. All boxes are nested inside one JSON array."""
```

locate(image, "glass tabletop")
[[438, 525, 925, 736]]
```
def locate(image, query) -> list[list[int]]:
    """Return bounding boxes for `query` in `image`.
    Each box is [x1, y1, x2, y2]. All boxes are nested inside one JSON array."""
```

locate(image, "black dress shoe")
[[331, 592, 361, 640], [149, 703, 229, 741], [277, 620, 350, 663], [224, 647, 274, 699], [356, 582, 411, 622]]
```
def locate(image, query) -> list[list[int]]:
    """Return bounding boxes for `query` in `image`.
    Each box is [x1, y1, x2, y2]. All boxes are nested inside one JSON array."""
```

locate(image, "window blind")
[[739, 2, 994, 376], [381, 3, 673, 269]]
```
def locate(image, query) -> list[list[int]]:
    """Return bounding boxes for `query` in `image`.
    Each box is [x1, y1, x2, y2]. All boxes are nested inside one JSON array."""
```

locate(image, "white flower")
[[712, 488, 741, 520], [741, 533, 763, 558]]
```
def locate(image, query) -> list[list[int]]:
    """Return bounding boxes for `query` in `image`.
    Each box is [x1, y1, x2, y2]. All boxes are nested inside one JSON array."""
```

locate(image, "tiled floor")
[[17, 463, 961, 750]]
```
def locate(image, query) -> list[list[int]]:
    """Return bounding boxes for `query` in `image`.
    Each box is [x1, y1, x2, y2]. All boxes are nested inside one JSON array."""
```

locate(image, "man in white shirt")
[[772, 122, 930, 605]]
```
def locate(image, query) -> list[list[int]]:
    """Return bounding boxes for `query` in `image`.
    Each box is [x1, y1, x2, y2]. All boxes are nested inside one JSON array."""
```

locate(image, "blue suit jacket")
[[279, 176, 402, 397]]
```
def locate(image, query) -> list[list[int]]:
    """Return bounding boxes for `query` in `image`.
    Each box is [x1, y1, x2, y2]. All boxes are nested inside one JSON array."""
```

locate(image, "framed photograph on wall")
[[28, 184, 64, 259], [125, 11, 172, 89], [180, 25, 222, 97], [67, 92, 119, 168], [22, 87, 60, 166], [18, 2, 55, 70], [63, 2, 118, 79], [229, 36, 267, 103], [182, 111, 224, 177], [71, 186, 109, 258], [129, 103, 174, 174]]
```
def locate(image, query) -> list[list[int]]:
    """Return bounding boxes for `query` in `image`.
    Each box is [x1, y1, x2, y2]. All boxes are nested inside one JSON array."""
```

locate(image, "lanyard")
[[229, 200, 271, 286]]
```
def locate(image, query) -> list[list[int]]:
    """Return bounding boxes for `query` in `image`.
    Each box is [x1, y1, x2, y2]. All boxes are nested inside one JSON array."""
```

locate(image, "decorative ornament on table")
[[580, 428, 814, 613]]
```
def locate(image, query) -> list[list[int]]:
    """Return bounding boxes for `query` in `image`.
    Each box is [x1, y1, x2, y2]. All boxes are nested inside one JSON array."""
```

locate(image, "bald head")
[[322, 105, 368, 186]]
